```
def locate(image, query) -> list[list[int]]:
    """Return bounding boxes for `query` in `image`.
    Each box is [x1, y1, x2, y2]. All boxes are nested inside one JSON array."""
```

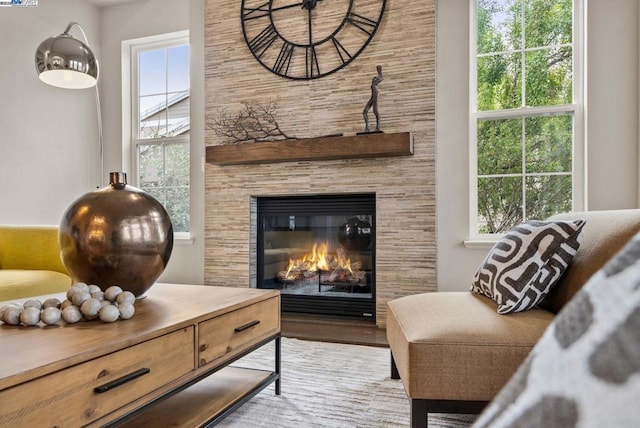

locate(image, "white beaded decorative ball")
[[0, 282, 138, 328], [62, 305, 83, 324], [42, 307, 62, 325], [20, 307, 41, 326], [104, 285, 123, 302], [99, 305, 120, 323]]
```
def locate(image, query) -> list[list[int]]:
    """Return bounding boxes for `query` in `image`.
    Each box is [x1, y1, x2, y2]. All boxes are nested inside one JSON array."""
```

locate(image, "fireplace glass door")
[[257, 194, 375, 320]]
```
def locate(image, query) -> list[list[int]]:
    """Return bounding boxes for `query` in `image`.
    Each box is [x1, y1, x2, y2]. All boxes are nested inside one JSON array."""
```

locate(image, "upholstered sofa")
[[386, 209, 640, 427], [0, 225, 72, 301]]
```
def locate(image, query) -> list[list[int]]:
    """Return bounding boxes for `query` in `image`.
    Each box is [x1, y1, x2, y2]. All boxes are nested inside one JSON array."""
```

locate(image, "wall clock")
[[241, 0, 386, 80]]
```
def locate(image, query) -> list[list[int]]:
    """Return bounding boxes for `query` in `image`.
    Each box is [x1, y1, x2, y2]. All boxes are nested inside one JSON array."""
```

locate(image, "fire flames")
[[278, 242, 366, 284]]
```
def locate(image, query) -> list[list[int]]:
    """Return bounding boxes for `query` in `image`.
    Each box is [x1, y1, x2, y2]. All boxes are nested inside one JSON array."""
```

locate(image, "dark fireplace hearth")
[[257, 194, 375, 321]]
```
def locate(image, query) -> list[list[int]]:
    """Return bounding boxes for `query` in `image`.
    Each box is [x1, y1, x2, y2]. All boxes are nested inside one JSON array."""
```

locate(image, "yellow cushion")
[[0, 225, 68, 275], [386, 292, 555, 401], [0, 270, 71, 301]]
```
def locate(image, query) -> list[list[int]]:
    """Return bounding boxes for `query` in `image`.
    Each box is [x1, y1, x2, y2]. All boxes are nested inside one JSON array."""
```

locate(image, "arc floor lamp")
[[35, 21, 104, 188]]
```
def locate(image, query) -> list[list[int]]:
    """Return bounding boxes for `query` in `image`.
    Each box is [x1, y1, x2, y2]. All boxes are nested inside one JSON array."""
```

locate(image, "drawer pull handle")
[[94, 368, 150, 393], [234, 320, 260, 332]]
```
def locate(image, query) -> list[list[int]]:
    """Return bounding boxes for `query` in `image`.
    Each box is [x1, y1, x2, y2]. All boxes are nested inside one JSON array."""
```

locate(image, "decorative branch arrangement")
[[208, 100, 294, 144]]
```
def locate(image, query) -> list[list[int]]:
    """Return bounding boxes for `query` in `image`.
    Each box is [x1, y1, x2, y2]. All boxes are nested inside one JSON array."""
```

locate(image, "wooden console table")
[[0, 283, 281, 427]]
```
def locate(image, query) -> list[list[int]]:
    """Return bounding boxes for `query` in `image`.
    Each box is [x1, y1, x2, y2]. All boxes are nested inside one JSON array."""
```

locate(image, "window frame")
[[125, 31, 191, 239], [468, 0, 585, 241]]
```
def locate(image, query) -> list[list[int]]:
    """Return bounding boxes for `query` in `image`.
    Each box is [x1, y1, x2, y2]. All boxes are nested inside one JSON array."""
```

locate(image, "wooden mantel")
[[205, 132, 413, 166]]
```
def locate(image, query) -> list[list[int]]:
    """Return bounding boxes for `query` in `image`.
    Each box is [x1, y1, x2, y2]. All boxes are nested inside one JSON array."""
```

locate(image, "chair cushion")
[[0, 270, 71, 301], [386, 292, 555, 401], [0, 225, 68, 275], [471, 219, 585, 314], [540, 209, 640, 313], [472, 230, 640, 428]]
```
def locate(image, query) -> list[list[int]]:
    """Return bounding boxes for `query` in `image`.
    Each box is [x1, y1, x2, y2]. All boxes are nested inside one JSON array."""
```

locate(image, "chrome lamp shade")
[[35, 25, 98, 89], [35, 21, 104, 187]]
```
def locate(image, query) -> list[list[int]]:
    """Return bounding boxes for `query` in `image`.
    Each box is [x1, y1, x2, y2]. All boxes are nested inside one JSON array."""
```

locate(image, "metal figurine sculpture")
[[362, 65, 384, 133]]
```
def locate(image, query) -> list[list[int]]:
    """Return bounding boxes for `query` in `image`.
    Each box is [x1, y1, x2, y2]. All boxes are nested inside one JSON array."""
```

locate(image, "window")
[[471, 0, 583, 236], [130, 33, 190, 234]]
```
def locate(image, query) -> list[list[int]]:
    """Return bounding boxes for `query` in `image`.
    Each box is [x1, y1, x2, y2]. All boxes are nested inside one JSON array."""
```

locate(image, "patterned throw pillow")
[[471, 219, 586, 314], [472, 231, 640, 428]]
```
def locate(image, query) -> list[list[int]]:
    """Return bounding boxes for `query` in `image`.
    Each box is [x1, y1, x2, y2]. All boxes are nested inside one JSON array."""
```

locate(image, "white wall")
[[100, 0, 204, 285], [436, 0, 640, 292], [586, 0, 640, 209], [0, 0, 100, 224], [435, 0, 485, 292], [186, 0, 205, 285]]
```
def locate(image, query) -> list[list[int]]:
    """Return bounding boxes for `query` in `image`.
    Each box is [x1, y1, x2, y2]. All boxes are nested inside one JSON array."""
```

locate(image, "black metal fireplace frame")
[[256, 193, 376, 321]]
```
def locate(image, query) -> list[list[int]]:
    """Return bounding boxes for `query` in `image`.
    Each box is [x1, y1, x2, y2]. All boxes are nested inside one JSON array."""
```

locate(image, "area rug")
[[218, 338, 477, 427]]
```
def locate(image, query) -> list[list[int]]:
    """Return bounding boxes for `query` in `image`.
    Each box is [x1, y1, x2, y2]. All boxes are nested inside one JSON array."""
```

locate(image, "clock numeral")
[[243, 1, 270, 20], [306, 46, 320, 78], [274, 42, 295, 76], [346, 12, 378, 36], [331, 37, 352, 64], [249, 24, 278, 58]]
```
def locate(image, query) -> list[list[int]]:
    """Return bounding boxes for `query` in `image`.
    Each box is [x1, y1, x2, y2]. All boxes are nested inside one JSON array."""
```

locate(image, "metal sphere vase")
[[59, 172, 173, 297]]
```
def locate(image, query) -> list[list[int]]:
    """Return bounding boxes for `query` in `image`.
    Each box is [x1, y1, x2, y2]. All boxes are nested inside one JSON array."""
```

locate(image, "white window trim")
[[122, 30, 191, 241], [467, 0, 585, 243]]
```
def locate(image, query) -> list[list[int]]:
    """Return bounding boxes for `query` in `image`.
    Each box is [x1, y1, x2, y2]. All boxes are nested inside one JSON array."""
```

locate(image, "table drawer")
[[0, 327, 194, 427], [198, 296, 279, 366]]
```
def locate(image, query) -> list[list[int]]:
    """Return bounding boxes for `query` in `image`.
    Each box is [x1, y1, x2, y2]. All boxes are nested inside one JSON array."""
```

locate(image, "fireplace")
[[257, 194, 376, 321]]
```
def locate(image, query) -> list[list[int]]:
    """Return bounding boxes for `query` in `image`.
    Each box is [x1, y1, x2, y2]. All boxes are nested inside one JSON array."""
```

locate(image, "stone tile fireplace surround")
[[204, 131, 435, 327], [203, 0, 436, 327]]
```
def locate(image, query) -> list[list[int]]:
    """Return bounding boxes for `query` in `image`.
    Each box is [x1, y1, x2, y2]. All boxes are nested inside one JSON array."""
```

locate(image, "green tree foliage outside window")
[[475, 0, 574, 234]]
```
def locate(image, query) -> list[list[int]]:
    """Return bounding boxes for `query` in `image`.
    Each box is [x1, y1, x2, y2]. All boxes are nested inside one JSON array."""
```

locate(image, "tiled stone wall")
[[204, 0, 436, 326]]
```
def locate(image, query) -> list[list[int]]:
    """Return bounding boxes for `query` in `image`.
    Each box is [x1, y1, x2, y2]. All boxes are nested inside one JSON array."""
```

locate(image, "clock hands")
[[269, 2, 305, 13], [306, 1, 313, 45], [264, 0, 322, 14], [244, 2, 307, 21], [300, 0, 324, 45], [301, 0, 318, 10]]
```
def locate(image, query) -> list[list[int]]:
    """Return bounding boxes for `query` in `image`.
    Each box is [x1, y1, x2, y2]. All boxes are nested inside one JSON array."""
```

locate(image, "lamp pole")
[[93, 78, 104, 188]]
